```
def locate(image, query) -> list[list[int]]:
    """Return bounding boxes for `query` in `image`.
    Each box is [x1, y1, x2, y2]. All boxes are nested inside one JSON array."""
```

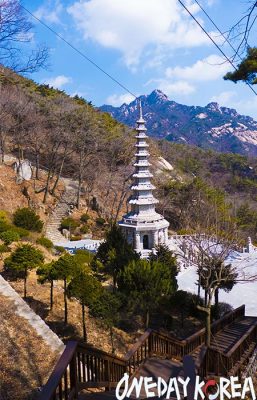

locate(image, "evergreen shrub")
[[0, 230, 20, 245], [80, 213, 90, 223], [36, 237, 53, 249], [13, 208, 43, 232], [96, 217, 105, 226]]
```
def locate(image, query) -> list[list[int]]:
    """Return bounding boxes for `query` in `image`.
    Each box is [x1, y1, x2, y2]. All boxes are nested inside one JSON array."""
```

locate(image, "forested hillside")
[[1, 66, 257, 243], [157, 141, 257, 242], [0, 66, 134, 219]]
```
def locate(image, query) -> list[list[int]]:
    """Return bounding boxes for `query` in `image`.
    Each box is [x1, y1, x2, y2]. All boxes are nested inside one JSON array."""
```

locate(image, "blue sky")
[[23, 0, 257, 119]]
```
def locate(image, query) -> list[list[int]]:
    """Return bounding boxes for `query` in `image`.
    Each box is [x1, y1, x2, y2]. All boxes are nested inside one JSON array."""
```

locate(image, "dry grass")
[[1, 268, 135, 358], [0, 162, 64, 223], [0, 294, 60, 400]]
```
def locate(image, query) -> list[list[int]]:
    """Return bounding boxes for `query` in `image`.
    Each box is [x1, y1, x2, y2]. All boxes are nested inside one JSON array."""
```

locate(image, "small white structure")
[[247, 237, 256, 253], [119, 102, 169, 257], [13, 159, 32, 182]]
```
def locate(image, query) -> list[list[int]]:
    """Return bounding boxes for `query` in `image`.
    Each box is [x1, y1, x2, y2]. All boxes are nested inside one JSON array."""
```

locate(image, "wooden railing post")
[[104, 359, 111, 391], [70, 353, 78, 399], [148, 333, 153, 357], [40, 304, 251, 398]]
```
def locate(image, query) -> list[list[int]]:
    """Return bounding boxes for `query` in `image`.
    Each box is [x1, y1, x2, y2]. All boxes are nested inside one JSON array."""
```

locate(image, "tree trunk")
[[35, 152, 40, 180], [43, 142, 60, 203], [110, 327, 115, 354], [24, 273, 27, 300], [50, 280, 53, 310], [197, 280, 201, 300], [146, 309, 150, 329], [77, 149, 84, 209], [64, 279, 68, 324], [0, 136, 5, 164], [204, 289, 208, 307], [206, 308, 211, 347], [82, 303, 87, 341], [43, 169, 52, 203], [214, 288, 219, 308], [51, 147, 68, 195], [197, 304, 212, 347]]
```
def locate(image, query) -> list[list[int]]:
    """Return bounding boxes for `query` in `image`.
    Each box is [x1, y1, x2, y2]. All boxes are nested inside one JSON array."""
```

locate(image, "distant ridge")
[[100, 90, 257, 156]]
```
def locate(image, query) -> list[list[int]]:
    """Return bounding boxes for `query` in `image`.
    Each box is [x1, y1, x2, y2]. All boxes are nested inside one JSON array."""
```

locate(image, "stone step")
[[47, 224, 61, 227], [45, 186, 78, 243]]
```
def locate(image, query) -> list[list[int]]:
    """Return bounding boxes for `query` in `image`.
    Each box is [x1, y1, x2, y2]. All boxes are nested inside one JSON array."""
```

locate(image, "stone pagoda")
[[119, 101, 169, 256]]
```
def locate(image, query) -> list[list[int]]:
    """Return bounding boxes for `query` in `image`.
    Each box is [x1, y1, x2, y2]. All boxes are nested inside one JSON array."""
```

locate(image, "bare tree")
[[0, 0, 48, 73], [226, 1, 257, 61], [27, 111, 48, 180], [71, 106, 99, 209], [0, 83, 31, 163], [0, 84, 14, 162], [186, 233, 257, 347]]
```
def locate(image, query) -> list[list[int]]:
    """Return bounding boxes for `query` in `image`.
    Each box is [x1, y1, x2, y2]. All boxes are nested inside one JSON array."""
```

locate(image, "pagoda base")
[[119, 216, 169, 256]]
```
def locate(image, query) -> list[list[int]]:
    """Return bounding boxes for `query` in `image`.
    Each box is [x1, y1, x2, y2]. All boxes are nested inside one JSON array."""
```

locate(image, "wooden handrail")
[[124, 329, 152, 361], [226, 319, 257, 357], [78, 342, 125, 363], [39, 305, 248, 400], [39, 341, 78, 400], [201, 318, 257, 377], [185, 304, 245, 345]]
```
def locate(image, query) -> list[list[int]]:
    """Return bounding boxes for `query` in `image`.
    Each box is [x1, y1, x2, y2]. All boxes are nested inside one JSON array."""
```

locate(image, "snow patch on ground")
[[177, 250, 257, 316], [56, 239, 102, 254]]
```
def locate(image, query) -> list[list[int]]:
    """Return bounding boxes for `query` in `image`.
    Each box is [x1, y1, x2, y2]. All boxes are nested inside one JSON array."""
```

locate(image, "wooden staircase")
[[39, 305, 257, 400], [211, 316, 256, 353]]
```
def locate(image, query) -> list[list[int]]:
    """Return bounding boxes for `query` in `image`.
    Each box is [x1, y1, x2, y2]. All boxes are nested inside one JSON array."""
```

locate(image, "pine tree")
[[118, 259, 175, 328], [91, 290, 121, 353], [95, 225, 138, 289], [4, 244, 44, 299], [150, 245, 178, 291], [53, 254, 77, 323], [224, 47, 257, 85], [37, 262, 59, 309], [67, 270, 102, 341]]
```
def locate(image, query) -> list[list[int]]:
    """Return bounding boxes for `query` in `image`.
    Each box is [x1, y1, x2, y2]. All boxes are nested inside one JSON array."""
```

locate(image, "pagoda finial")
[[138, 99, 143, 119]]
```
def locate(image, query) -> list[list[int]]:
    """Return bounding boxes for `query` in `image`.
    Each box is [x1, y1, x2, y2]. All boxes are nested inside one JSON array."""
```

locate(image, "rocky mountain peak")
[[147, 89, 169, 104], [100, 90, 257, 156], [206, 102, 221, 112]]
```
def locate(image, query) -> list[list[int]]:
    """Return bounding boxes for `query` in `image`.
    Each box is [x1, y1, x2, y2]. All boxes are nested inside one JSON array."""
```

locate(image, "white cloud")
[[35, 0, 64, 24], [206, 0, 217, 6], [106, 93, 135, 106], [71, 91, 88, 98], [67, 0, 214, 68], [210, 91, 257, 119], [158, 80, 195, 96], [210, 91, 237, 106], [165, 55, 230, 82], [237, 97, 257, 118], [44, 75, 72, 89]]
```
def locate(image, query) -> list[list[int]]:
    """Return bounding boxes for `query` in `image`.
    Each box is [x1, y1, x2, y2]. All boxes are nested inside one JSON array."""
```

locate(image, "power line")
[[194, 0, 237, 51], [194, 0, 252, 64], [20, 4, 137, 99], [177, 0, 257, 96], [21, 1, 257, 98]]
